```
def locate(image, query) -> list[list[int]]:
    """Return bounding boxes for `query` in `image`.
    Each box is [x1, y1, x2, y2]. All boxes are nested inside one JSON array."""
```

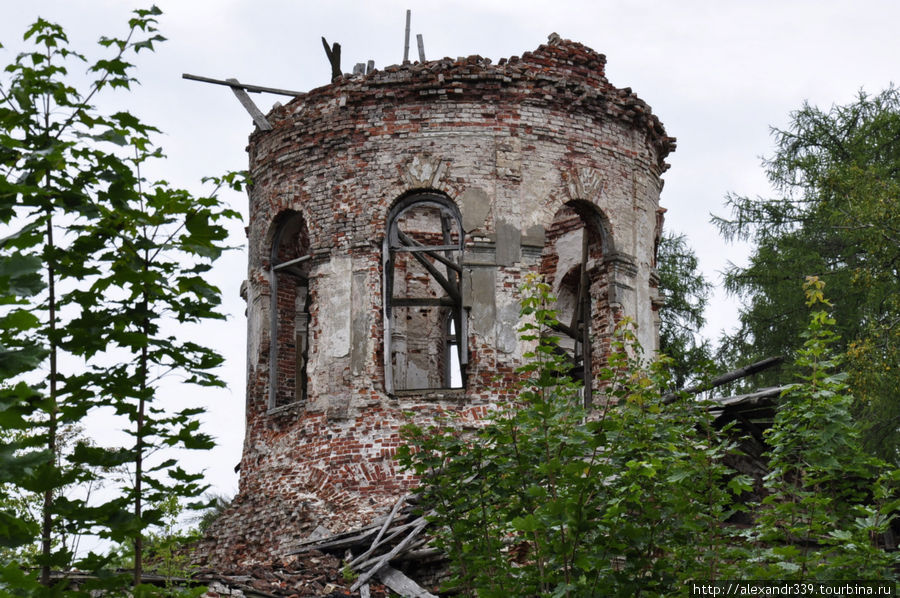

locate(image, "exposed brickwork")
[[197, 35, 674, 568]]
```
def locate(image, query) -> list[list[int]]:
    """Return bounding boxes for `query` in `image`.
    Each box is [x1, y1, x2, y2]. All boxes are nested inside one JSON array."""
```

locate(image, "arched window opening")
[[384, 193, 466, 392], [540, 203, 606, 406], [269, 212, 311, 409]]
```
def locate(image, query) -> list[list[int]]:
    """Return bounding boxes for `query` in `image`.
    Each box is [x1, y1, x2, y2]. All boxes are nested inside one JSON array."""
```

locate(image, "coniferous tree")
[[714, 88, 900, 460], [657, 231, 712, 388]]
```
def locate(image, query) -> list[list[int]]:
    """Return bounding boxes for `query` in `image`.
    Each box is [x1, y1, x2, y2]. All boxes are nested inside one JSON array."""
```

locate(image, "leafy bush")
[[747, 277, 899, 579], [401, 275, 899, 595], [399, 275, 744, 597]]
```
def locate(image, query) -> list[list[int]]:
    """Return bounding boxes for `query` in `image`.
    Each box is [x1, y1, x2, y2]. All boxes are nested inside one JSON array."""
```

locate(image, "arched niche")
[[268, 210, 311, 410], [539, 200, 613, 406]]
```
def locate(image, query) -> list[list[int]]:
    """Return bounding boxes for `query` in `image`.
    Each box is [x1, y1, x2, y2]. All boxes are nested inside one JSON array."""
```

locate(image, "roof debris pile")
[[289, 494, 440, 598], [195, 551, 389, 597]]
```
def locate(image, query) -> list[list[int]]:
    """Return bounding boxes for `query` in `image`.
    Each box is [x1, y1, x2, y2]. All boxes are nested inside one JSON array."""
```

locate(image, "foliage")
[[746, 278, 899, 579], [191, 493, 232, 534], [402, 277, 899, 594], [713, 87, 900, 461], [0, 7, 240, 594], [399, 275, 743, 597], [0, 425, 104, 566], [656, 231, 713, 388], [106, 495, 207, 598]]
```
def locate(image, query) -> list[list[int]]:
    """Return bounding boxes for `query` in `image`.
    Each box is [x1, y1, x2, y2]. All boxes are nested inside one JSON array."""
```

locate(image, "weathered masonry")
[[202, 34, 675, 566]]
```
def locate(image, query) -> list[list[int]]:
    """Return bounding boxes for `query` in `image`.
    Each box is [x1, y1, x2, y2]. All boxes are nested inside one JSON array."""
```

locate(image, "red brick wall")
[[197, 35, 674, 568]]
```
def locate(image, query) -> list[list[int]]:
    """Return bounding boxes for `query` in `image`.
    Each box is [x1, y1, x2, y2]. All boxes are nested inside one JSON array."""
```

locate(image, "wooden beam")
[[416, 34, 426, 62], [396, 231, 461, 271], [321, 37, 342, 81], [393, 244, 461, 254], [391, 297, 456, 308], [181, 73, 304, 97], [272, 254, 311, 271], [394, 232, 461, 303], [663, 356, 785, 404], [351, 518, 430, 591], [378, 565, 438, 598], [348, 496, 406, 568], [403, 10, 411, 63], [226, 78, 272, 131]]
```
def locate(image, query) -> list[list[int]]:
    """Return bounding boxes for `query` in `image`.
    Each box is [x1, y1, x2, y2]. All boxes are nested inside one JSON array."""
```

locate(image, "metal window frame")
[[383, 193, 467, 394], [269, 216, 311, 410]]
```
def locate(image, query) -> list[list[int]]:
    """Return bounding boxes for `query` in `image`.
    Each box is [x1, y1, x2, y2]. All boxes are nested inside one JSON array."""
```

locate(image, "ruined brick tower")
[[203, 34, 674, 566]]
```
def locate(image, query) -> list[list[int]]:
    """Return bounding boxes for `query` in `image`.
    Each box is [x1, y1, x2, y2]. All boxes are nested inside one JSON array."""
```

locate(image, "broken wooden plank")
[[403, 10, 411, 63], [182, 73, 305, 97], [662, 355, 784, 404], [349, 495, 407, 568], [370, 496, 407, 548], [293, 521, 382, 547], [226, 78, 272, 131], [348, 517, 419, 568], [416, 34, 426, 62], [287, 525, 380, 554], [394, 547, 443, 562], [351, 517, 430, 591], [378, 565, 438, 598], [321, 37, 342, 81]]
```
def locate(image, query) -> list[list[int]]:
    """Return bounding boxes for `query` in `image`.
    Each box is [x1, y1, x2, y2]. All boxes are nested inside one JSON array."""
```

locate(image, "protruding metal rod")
[[662, 355, 784, 404], [272, 254, 311, 271], [416, 33, 425, 62], [403, 9, 411, 63]]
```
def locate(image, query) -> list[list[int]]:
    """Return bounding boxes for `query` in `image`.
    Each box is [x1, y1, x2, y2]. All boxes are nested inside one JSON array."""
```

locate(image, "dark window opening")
[[269, 212, 311, 409], [540, 204, 607, 407], [384, 193, 466, 392]]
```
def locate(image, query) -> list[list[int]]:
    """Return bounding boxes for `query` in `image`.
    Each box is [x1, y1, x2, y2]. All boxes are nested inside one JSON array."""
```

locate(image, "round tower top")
[[258, 34, 675, 170]]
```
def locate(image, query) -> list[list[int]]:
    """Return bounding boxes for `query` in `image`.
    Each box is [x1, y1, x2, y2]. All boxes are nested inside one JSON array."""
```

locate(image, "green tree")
[[0, 7, 239, 594], [400, 275, 743, 597], [656, 231, 712, 388], [714, 87, 900, 461], [748, 278, 899, 579]]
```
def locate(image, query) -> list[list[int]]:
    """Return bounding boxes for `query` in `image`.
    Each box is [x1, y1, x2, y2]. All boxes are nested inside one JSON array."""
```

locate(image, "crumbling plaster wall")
[[199, 36, 674, 567]]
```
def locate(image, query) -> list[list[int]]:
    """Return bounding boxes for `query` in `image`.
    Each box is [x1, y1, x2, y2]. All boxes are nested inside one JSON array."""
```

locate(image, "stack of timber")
[[289, 494, 441, 598]]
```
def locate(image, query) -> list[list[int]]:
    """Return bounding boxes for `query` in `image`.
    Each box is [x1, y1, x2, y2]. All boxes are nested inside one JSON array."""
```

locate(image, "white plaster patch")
[[553, 229, 584, 293], [248, 289, 267, 370], [495, 297, 521, 355], [319, 257, 352, 357]]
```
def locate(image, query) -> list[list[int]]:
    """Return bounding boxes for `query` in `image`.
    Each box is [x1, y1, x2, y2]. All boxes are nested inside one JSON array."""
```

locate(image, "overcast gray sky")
[[3, 0, 898, 502]]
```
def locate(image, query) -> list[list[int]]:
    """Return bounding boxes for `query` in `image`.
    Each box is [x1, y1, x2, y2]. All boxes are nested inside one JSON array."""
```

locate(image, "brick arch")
[[539, 199, 614, 406], [267, 210, 313, 410]]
